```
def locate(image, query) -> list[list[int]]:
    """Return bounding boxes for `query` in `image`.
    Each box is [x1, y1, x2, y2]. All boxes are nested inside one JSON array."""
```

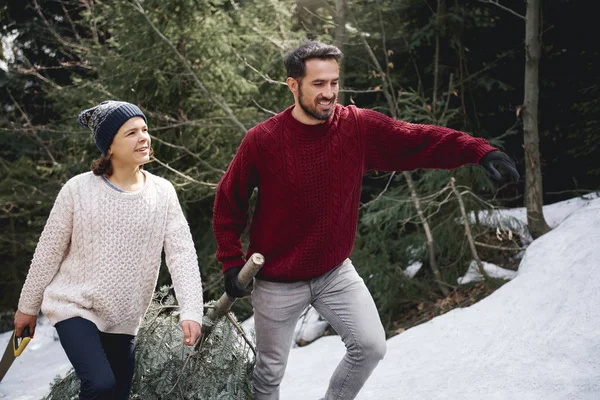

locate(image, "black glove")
[[224, 266, 251, 299], [479, 151, 520, 183]]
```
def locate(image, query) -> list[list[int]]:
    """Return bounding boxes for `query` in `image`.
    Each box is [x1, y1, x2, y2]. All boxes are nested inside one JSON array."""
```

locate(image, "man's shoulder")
[[249, 108, 288, 138], [333, 104, 367, 131], [340, 105, 381, 119], [339, 104, 359, 114], [343, 106, 393, 126]]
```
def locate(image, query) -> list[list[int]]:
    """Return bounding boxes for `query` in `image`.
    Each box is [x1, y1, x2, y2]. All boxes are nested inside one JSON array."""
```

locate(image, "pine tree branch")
[[477, 0, 525, 20], [33, 0, 88, 57], [149, 135, 224, 174], [229, 0, 287, 51], [252, 100, 278, 117], [231, 48, 287, 86], [349, 4, 449, 295], [150, 156, 218, 188], [360, 172, 396, 208], [474, 241, 526, 251], [197, 253, 264, 346], [225, 311, 256, 356], [130, 0, 247, 134], [6, 89, 58, 166], [450, 177, 489, 279]]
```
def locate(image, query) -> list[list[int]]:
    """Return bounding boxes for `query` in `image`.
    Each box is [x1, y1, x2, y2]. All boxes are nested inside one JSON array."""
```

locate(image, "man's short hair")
[[283, 41, 343, 80]]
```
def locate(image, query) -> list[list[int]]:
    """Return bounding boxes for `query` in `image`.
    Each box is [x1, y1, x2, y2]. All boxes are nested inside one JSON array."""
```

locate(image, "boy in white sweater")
[[13, 100, 204, 399]]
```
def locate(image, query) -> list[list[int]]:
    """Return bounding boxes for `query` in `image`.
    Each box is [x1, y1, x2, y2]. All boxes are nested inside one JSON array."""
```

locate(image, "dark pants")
[[55, 317, 136, 400]]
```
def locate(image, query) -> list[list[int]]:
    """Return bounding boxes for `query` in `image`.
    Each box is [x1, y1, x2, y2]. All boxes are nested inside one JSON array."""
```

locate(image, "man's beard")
[[298, 85, 336, 121]]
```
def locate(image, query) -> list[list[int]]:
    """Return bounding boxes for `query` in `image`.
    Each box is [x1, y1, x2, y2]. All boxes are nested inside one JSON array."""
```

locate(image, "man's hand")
[[224, 266, 251, 299], [14, 310, 37, 338], [479, 151, 520, 183], [181, 320, 201, 346]]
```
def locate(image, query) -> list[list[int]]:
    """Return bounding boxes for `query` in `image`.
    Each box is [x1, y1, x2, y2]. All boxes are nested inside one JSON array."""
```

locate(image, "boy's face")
[[109, 117, 151, 167]]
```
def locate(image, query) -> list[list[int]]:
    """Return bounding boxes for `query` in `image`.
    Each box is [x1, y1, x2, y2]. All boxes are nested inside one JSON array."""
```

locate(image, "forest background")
[[1, 0, 598, 336]]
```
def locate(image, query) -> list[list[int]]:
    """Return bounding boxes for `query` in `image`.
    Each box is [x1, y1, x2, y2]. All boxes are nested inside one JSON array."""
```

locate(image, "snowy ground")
[[281, 194, 600, 400], [0, 317, 71, 399], [1, 193, 599, 399]]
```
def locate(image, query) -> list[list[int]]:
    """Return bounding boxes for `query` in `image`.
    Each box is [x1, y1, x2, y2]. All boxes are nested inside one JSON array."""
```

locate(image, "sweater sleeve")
[[358, 108, 497, 172], [163, 185, 204, 325], [212, 130, 259, 273], [18, 181, 74, 316]]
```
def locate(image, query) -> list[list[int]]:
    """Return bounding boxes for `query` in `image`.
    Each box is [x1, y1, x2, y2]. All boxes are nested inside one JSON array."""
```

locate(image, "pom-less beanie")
[[78, 100, 147, 154]]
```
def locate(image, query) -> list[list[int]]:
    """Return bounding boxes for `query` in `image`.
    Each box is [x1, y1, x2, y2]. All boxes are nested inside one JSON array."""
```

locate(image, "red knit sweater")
[[213, 104, 497, 281]]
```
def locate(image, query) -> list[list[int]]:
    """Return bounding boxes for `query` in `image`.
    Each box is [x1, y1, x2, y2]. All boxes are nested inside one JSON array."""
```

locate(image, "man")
[[212, 41, 518, 400]]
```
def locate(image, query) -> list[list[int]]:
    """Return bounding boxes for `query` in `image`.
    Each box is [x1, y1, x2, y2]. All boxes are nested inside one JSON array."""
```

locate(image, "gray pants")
[[251, 259, 387, 400]]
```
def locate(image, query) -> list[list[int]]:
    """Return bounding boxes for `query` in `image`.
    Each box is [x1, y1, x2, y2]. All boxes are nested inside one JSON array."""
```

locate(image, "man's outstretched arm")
[[358, 108, 518, 182]]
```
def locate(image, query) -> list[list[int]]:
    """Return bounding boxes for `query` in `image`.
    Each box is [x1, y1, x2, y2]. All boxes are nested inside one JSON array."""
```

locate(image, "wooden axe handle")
[[198, 253, 264, 345]]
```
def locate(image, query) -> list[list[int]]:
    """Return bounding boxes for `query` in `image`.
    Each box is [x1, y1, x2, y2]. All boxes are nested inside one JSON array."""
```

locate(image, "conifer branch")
[[229, 0, 288, 51], [6, 89, 58, 166], [450, 177, 489, 279], [225, 311, 257, 356], [350, 5, 449, 295], [474, 241, 526, 251], [150, 156, 218, 188], [149, 135, 224, 174], [130, 0, 248, 134], [477, 0, 525, 20]]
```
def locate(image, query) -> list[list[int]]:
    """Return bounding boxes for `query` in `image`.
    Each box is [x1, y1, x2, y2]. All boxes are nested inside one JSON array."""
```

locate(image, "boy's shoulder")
[[63, 171, 96, 188], [144, 170, 177, 195]]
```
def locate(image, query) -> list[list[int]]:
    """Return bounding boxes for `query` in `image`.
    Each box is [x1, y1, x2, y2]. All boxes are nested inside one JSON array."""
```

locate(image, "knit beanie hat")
[[78, 100, 147, 154]]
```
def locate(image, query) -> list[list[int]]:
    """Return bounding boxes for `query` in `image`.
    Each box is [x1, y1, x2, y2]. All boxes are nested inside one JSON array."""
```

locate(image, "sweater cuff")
[[221, 258, 246, 274], [180, 311, 203, 326], [17, 303, 40, 317], [474, 143, 499, 163]]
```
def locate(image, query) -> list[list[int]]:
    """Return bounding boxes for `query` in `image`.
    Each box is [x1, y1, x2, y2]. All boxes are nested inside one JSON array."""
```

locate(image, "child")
[[13, 100, 204, 400]]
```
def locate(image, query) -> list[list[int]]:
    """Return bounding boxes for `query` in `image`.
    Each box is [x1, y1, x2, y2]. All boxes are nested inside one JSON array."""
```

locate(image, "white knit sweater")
[[18, 171, 204, 335]]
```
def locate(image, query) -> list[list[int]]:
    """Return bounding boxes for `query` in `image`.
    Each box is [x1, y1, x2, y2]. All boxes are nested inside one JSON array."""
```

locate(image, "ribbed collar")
[[97, 170, 151, 199], [281, 104, 340, 138]]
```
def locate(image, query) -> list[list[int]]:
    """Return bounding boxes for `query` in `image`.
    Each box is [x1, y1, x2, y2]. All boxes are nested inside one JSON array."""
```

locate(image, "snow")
[[496, 192, 598, 229], [403, 261, 422, 278], [475, 192, 599, 232], [1, 31, 17, 72], [1, 194, 599, 399], [242, 305, 329, 346], [280, 195, 600, 400], [457, 260, 517, 285], [0, 317, 71, 399]]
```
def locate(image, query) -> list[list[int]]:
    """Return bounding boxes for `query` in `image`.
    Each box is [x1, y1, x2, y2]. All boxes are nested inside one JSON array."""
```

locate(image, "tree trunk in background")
[[356, 23, 450, 297], [523, 0, 551, 239], [334, 0, 346, 105], [432, 0, 445, 112]]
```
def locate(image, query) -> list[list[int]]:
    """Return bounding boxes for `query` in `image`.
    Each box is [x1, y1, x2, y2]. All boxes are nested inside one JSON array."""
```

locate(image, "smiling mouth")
[[317, 99, 334, 107], [136, 147, 149, 152]]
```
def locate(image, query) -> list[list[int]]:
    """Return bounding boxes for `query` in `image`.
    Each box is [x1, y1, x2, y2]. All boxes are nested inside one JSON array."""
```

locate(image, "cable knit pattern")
[[18, 171, 203, 335], [213, 104, 497, 282]]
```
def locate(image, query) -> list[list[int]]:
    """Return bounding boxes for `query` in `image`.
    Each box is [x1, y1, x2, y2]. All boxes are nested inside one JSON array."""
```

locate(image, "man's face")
[[296, 58, 340, 121]]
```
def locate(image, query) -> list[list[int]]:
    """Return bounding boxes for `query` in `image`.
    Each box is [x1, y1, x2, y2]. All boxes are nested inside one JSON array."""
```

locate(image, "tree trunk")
[[523, 0, 551, 239], [432, 0, 445, 113], [406, 172, 450, 296], [450, 178, 488, 280], [334, 0, 346, 105], [196, 253, 264, 348], [353, 10, 449, 296]]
